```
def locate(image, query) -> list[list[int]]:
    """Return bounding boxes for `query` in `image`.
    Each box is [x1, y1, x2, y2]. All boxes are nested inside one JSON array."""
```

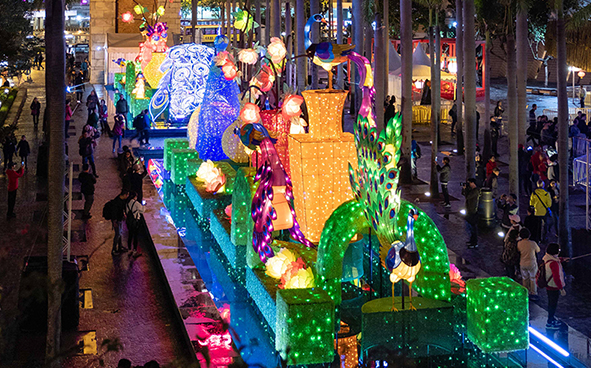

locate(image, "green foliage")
[[0, 88, 18, 128], [0, 0, 33, 62]]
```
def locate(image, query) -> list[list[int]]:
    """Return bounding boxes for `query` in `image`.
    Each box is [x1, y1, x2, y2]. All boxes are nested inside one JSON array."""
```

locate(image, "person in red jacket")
[[486, 156, 498, 177], [542, 243, 569, 329], [6, 162, 24, 219]]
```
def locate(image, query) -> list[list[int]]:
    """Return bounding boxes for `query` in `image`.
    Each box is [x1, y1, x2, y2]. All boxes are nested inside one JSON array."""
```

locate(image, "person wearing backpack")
[[78, 164, 96, 219], [104, 190, 129, 255], [541, 243, 569, 329], [125, 191, 144, 257], [517, 228, 540, 299], [501, 228, 520, 280]]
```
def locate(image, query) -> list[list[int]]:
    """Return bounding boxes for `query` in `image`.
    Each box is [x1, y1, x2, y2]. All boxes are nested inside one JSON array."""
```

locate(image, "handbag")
[[534, 190, 552, 217]]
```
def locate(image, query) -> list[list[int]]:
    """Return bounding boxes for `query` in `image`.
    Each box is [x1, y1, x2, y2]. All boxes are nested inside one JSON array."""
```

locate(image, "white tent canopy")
[[389, 43, 401, 72]]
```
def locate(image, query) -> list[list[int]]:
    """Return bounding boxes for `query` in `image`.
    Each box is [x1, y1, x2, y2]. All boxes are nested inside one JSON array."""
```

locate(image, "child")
[[16, 135, 30, 167], [542, 243, 569, 329], [517, 228, 540, 299]]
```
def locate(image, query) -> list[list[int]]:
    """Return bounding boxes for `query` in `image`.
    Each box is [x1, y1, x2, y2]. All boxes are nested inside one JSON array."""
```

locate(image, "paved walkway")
[[0, 71, 191, 367]]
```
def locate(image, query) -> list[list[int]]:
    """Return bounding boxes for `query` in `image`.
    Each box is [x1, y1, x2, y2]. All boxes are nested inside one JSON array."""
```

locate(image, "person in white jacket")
[[126, 191, 144, 257], [542, 243, 570, 329]]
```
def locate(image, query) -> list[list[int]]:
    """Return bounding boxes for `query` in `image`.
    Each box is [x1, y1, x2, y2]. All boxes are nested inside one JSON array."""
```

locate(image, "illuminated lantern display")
[[288, 89, 357, 242], [265, 248, 297, 279], [238, 49, 259, 65], [233, 9, 259, 33], [196, 160, 227, 194], [149, 44, 214, 123], [121, 11, 133, 23], [281, 94, 304, 121], [267, 37, 287, 64], [222, 61, 238, 81], [138, 22, 169, 69], [221, 123, 250, 163], [466, 277, 529, 353], [187, 107, 200, 149], [196, 64, 240, 160], [142, 52, 166, 89], [240, 103, 260, 124], [132, 73, 146, 99], [253, 110, 291, 176]]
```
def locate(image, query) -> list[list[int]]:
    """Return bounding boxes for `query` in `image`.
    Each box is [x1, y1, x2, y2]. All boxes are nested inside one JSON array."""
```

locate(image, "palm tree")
[[555, 0, 571, 255], [506, 13, 519, 198], [271, 0, 281, 38], [45, 0, 66, 366], [516, 3, 528, 145], [352, 0, 364, 112], [482, 27, 492, 160], [464, 0, 476, 178], [417, 0, 443, 196], [374, 12, 386, 131], [456, 0, 464, 155], [336, 0, 344, 89], [400, 0, 413, 183], [255, 0, 262, 42], [310, 0, 320, 89], [295, 0, 305, 90]]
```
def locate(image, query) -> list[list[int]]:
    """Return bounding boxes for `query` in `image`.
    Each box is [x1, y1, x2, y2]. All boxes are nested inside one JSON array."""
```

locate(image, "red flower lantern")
[[240, 103, 260, 124], [222, 60, 238, 81], [121, 11, 134, 23], [282, 94, 304, 120]]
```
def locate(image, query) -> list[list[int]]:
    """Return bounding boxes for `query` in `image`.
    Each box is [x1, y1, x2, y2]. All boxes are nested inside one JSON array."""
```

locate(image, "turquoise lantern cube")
[[466, 277, 529, 353], [170, 149, 199, 185], [163, 138, 190, 171], [275, 288, 334, 365]]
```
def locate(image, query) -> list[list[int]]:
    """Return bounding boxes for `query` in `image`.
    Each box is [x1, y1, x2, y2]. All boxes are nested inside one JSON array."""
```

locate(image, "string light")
[[288, 90, 357, 242], [149, 44, 214, 123], [466, 277, 529, 353], [170, 149, 200, 185], [257, 110, 291, 176], [163, 138, 190, 171], [196, 65, 240, 160], [142, 52, 166, 89]]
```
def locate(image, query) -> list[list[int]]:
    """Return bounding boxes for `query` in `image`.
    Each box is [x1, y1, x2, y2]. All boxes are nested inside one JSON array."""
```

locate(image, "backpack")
[[501, 239, 520, 266], [535, 261, 551, 289], [102, 199, 117, 220], [125, 199, 139, 224]]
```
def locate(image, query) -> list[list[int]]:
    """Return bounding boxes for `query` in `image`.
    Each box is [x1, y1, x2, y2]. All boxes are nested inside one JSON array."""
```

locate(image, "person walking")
[[385, 97, 396, 125], [98, 99, 110, 136], [6, 162, 24, 219], [547, 179, 560, 236], [115, 94, 129, 126], [462, 178, 480, 248], [65, 99, 73, 138], [86, 90, 99, 116], [38, 53, 44, 70], [75, 72, 84, 102], [112, 114, 125, 153], [580, 85, 586, 108], [490, 117, 500, 157], [78, 130, 98, 178], [436, 156, 451, 207], [125, 191, 144, 257], [16, 135, 30, 167], [529, 104, 537, 126], [420, 79, 432, 105], [132, 110, 151, 146], [486, 155, 498, 177], [542, 243, 569, 329], [3, 135, 16, 171], [411, 139, 421, 179], [449, 103, 458, 136], [529, 180, 552, 242], [81, 58, 89, 80], [474, 154, 486, 188], [30, 97, 41, 129], [494, 100, 504, 133], [501, 228, 520, 279], [517, 228, 540, 299], [108, 190, 129, 255], [78, 163, 96, 219]]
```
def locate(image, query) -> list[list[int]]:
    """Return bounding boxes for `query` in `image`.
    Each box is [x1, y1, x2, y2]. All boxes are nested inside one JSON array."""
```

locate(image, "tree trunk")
[[507, 33, 519, 197], [310, 0, 320, 89], [265, 0, 270, 44], [516, 7, 528, 146], [463, 0, 476, 179], [45, 0, 66, 366], [285, 1, 292, 87], [456, 0, 464, 155], [255, 0, 261, 42], [364, 24, 372, 62], [336, 0, 344, 89], [383, 0, 389, 104], [400, 0, 413, 184], [270, 0, 280, 38], [556, 0, 571, 255], [430, 24, 439, 196], [227, 0, 232, 40], [374, 14, 385, 131], [352, 0, 364, 113], [482, 29, 492, 161], [232, 0, 237, 47], [295, 0, 305, 91], [191, 0, 197, 43]]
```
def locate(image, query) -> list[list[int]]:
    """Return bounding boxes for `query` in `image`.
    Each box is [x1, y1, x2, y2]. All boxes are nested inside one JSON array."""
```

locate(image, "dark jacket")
[[436, 163, 451, 183], [448, 105, 457, 123], [78, 136, 94, 157], [494, 106, 504, 118], [78, 171, 96, 195], [385, 104, 396, 124], [116, 98, 129, 114], [475, 161, 486, 187], [462, 186, 480, 215], [30, 101, 40, 115], [499, 200, 518, 228], [86, 94, 98, 110], [112, 195, 128, 222], [3, 138, 16, 156], [16, 140, 30, 157]]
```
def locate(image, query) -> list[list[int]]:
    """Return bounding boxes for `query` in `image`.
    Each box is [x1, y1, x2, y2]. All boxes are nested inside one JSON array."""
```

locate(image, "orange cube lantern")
[[288, 90, 357, 242]]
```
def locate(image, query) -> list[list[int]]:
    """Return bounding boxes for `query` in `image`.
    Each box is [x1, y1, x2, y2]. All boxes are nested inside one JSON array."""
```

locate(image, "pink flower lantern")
[[240, 103, 260, 124], [281, 94, 304, 120]]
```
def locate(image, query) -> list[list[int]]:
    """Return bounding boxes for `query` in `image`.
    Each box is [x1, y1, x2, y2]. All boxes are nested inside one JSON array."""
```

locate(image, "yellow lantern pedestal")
[[288, 89, 357, 243]]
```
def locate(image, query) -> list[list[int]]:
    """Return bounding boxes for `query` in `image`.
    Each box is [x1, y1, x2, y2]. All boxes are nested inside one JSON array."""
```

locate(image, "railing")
[[573, 136, 591, 231], [62, 160, 73, 261]]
